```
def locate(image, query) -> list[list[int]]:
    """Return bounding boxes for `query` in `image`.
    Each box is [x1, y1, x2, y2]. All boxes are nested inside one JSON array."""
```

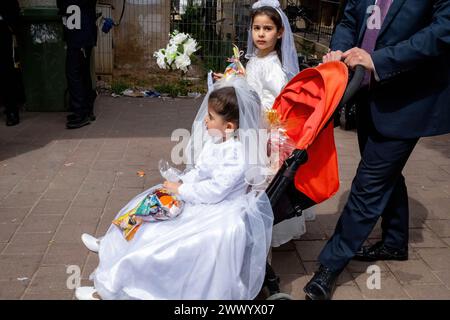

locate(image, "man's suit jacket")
[[331, 0, 450, 139], [56, 0, 97, 48]]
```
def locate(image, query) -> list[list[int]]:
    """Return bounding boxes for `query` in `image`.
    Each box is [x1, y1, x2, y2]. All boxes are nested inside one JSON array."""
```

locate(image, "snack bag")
[[112, 209, 143, 241], [134, 187, 183, 222]]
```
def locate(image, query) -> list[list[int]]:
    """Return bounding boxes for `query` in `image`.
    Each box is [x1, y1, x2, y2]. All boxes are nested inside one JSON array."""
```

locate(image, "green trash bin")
[[19, 7, 67, 112]]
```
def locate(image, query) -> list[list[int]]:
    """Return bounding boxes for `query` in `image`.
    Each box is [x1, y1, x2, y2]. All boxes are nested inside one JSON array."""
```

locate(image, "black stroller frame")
[[262, 65, 365, 300]]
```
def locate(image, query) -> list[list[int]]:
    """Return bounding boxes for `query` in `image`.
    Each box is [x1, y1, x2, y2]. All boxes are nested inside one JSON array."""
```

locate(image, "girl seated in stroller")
[[75, 76, 274, 300]]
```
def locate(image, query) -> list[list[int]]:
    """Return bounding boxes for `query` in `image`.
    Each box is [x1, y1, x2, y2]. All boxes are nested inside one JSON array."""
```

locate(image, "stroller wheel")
[[266, 293, 294, 300]]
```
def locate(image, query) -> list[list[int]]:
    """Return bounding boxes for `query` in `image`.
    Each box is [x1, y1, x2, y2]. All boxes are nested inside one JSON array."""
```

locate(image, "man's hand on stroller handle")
[[323, 50, 344, 63], [323, 48, 374, 72]]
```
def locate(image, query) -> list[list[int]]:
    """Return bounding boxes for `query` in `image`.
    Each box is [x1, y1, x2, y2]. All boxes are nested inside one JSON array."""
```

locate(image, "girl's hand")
[[163, 181, 181, 194], [213, 72, 224, 81]]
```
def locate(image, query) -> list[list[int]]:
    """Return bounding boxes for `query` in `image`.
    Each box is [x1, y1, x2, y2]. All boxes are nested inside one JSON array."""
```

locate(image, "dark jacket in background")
[[56, 0, 98, 48]]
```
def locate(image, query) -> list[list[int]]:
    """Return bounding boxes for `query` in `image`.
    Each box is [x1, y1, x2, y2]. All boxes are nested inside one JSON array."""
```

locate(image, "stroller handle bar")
[[337, 64, 366, 109]]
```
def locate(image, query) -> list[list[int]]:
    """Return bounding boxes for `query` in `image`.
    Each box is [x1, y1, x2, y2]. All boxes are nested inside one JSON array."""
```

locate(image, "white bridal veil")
[[246, 0, 300, 80]]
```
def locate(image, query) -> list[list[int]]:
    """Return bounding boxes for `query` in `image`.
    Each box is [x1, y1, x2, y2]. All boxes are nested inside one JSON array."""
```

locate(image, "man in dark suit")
[[57, 0, 97, 129], [304, 0, 450, 300], [0, 0, 21, 126]]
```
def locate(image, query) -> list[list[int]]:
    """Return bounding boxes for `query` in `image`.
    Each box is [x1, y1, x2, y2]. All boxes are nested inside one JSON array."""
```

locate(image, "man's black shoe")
[[353, 241, 408, 262], [303, 265, 340, 300], [66, 115, 91, 129], [67, 113, 96, 122], [6, 113, 20, 126]]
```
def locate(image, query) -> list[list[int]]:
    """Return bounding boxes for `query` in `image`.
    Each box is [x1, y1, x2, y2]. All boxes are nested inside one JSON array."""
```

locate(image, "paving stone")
[[53, 223, 96, 244], [386, 259, 442, 285], [41, 242, 88, 267], [433, 270, 450, 289], [441, 237, 450, 247], [0, 280, 27, 299], [42, 187, 79, 201], [31, 199, 71, 215], [0, 223, 20, 243], [72, 193, 109, 208], [417, 248, 450, 271], [13, 179, 50, 194], [0, 254, 42, 281], [22, 291, 74, 300], [333, 285, 364, 300], [62, 206, 103, 225], [294, 240, 327, 262], [107, 188, 143, 203], [3, 233, 52, 255], [346, 260, 389, 273], [301, 221, 328, 241], [81, 252, 99, 279], [425, 220, 450, 237], [402, 285, 450, 300], [410, 229, 448, 248], [0, 192, 41, 208], [353, 272, 410, 300], [278, 274, 311, 300], [272, 240, 296, 252], [17, 214, 62, 234], [92, 160, 122, 171], [270, 251, 306, 275], [26, 265, 74, 296]]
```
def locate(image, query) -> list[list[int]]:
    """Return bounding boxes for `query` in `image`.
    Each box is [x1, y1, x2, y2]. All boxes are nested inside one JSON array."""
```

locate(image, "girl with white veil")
[[75, 76, 273, 300], [245, 0, 315, 247]]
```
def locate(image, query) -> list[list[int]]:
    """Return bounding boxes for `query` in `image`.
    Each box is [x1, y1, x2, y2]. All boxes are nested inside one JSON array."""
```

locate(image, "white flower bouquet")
[[153, 30, 199, 73]]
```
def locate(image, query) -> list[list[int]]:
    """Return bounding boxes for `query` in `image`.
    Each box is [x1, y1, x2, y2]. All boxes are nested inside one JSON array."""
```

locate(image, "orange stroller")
[[263, 62, 365, 299]]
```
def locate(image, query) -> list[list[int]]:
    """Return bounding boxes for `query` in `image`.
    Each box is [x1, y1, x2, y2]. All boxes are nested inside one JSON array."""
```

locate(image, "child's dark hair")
[[251, 6, 284, 63], [208, 87, 239, 127]]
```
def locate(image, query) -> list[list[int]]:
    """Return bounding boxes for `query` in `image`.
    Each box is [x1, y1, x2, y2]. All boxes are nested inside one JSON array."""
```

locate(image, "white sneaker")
[[81, 233, 100, 253], [75, 286, 100, 300]]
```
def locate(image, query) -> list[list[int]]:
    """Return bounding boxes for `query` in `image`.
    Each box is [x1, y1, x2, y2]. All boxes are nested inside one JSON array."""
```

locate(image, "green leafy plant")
[[111, 80, 131, 95]]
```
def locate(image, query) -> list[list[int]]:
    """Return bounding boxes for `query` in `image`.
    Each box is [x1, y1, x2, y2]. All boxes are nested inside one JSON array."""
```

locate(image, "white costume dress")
[[243, 1, 316, 247], [246, 51, 288, 111], [90, 138, 273, 300], [245, 52, 313, 247]]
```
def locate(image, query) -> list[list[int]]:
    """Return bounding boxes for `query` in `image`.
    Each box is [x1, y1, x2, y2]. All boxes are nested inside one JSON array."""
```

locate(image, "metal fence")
[[101, 0, 342, 72], [287, 0, 341, 46], [170, 0, 252, 71]]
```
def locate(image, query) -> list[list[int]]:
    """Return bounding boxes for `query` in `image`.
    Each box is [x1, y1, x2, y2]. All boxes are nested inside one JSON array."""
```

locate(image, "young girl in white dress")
[[75, 76, 273, 300], [245, 0, 315, 247]]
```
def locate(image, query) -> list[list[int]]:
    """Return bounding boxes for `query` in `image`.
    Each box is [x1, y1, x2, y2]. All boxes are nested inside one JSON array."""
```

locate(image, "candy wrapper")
[[265, 109, 297, 175], [134, 187, 184, 222], [112, 185, 184, 241], [223, 45, 246, 79], [112, 211, 143, 241]]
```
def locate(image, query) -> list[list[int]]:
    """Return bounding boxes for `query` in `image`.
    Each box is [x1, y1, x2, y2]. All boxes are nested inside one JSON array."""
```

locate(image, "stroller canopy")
[[272, 61, 349, 204]]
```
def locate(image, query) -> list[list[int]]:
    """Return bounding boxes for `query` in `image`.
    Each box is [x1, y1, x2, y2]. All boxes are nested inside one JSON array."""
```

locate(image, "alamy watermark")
[[62, 5, 81, 30]]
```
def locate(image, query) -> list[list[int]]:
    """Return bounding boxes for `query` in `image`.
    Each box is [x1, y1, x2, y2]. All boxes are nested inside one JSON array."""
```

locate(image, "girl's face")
[[205, 105, 236, 138], [251, 14, 283, 57]]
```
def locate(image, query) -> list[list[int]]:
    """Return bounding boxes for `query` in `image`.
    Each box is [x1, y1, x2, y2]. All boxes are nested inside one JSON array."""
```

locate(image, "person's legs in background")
[[66, 46, 91, 129], [83, 46, 96, 120], [0, 24, 20, 126]]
